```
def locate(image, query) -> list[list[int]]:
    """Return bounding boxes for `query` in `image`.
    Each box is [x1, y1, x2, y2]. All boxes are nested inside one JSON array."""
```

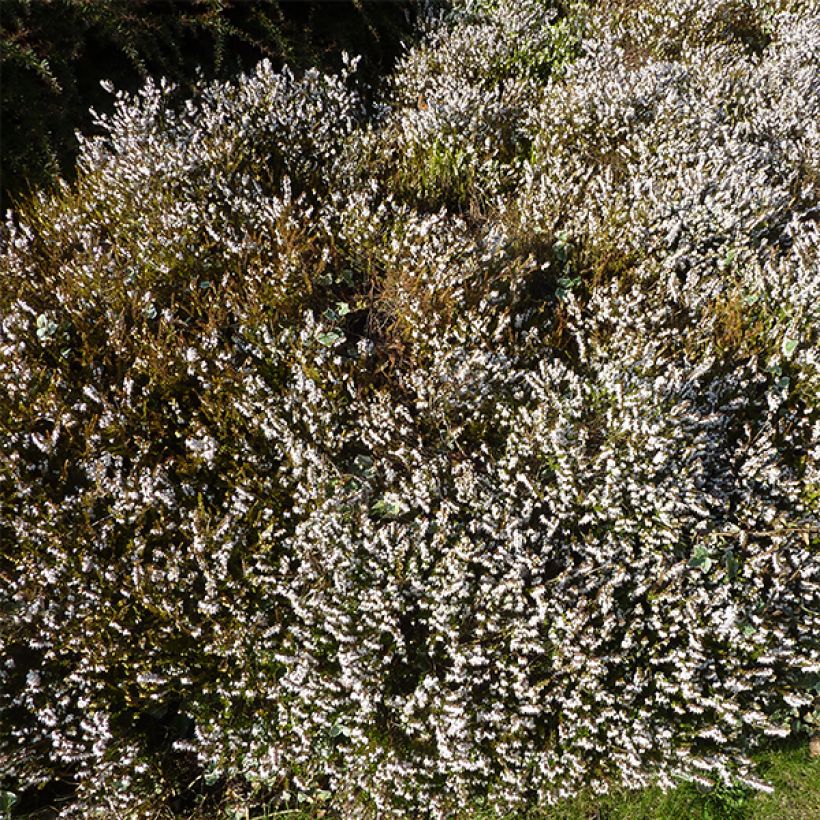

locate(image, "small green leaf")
[[552, 231, 572, 262], [743, 293, 759, 306], [0, 791, 18, 814], [371, 498, 401, 518], [316, 331, 342, 347], [36, 314, 58, 340], [353, 454, 374, 473], [689, 545, 713, 573], [782, 337, 798, 358], [329, 721, 347, 738], [204, 768, 221, 786], [556, 276, 581, 301], [336, 301, 351, 317], [725, 548, 739, 581]]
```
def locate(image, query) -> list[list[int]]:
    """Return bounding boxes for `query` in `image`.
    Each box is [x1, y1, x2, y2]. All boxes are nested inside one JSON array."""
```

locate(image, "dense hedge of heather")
[[1, 1, 819, 817]]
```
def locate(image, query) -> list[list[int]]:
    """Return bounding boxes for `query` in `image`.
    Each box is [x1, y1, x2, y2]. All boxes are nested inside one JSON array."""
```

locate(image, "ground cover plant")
[[0, 0, 818, 817]]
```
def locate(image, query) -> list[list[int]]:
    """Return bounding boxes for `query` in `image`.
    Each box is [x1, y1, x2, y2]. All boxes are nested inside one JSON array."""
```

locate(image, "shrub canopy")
[[1, 1, 818, 817]]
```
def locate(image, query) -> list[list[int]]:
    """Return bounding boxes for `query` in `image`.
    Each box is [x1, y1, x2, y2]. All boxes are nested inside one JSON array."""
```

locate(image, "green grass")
[[741, 742, 820, 820], [499, 741, 819, 820]]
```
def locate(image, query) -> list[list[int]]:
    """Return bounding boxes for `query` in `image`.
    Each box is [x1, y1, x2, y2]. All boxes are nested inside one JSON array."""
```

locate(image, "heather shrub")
[[1, 1, 818, 817], [370, 0, 587, 213], [0, 0, 413, 210]]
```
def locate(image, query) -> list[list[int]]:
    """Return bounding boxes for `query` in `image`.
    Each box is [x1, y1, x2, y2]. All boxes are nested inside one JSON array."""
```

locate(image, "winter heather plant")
[[1, 1, 818, 817]]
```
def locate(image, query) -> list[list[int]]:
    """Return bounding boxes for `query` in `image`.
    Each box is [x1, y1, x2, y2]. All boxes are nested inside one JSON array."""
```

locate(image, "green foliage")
[[0, 790, 17, 819], [396, 133, 476, 211], [497, 1, 587, 82]]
